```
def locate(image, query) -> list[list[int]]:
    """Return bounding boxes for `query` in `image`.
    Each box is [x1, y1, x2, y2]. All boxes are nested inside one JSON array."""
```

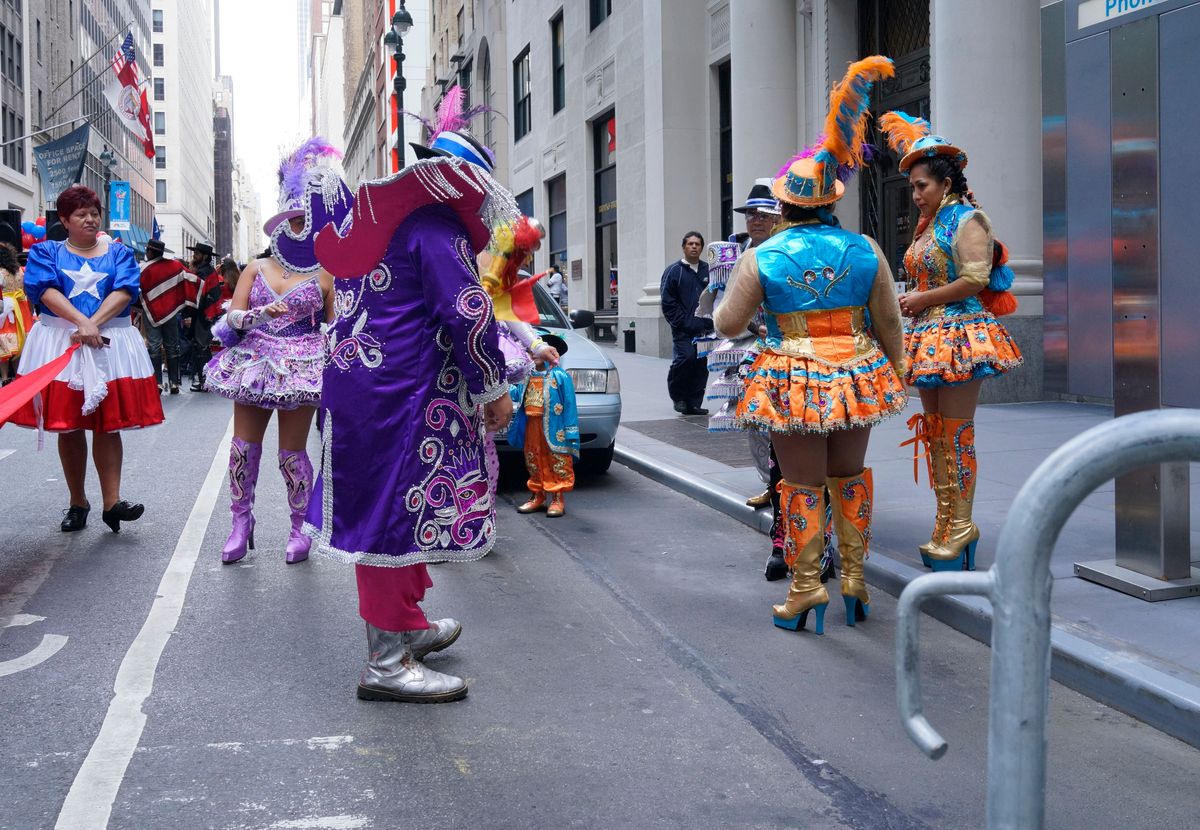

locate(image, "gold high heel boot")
[[827, 469, 873, 626], [772, 481, 829, 634], [918, 415, 955, 567], [927, 417, 980, 571]]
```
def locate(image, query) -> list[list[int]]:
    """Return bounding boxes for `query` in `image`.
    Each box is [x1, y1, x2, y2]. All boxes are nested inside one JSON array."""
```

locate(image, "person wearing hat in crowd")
[[205, 137, 350, 566], [138, 238, 188, 394], [660, 231, 713, 416], [715, 56, 906, 635], [304, 109, 518, 704], [508, 332, 578, 518], [184, 241, 220, 391], [879, 112, 1022, 574]]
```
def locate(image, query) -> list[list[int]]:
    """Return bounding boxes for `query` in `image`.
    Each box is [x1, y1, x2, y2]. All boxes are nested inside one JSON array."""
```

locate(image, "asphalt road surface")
[[1, 390, 1196, 829]]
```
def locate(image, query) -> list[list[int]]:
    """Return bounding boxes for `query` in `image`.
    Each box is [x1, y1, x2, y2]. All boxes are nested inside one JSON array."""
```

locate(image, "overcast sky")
[[217, 0, 303, 245]]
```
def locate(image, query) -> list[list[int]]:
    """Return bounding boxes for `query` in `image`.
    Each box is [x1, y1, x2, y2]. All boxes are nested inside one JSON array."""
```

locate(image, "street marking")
[[55, 416, 233, 830], [267, 817, 370, 829], [0, 634, 69, 677], [0, 538, 73, 643], [0, 449, 15, 462], [3, 613, 45, 628]]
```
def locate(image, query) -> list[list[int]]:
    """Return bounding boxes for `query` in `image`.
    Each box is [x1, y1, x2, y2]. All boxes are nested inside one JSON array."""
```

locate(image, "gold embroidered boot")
[[828, 469, 873, 626], [918, 414, 955, 568], [772, 481, 829, 634], [927, 417, 980, 571]]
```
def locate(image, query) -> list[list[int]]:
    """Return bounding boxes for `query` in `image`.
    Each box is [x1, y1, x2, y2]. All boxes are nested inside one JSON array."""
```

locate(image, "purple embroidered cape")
[[304, 204, 510, 566]]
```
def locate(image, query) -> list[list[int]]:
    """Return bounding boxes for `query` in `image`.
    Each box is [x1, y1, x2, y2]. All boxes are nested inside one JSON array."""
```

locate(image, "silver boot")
[[406, 618, 463, 660], [357, 623, 468, 704]]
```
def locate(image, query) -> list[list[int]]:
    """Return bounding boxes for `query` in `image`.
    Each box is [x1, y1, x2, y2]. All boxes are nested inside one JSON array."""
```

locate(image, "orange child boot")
[[827, 469, 873, 626], [546, 493, 566, 518], [517, 493, 547, 513], [772, 482, 829, 634]]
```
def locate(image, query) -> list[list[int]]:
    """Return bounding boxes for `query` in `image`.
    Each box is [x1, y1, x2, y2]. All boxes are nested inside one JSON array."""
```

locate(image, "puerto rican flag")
[[103, 33, 155, 159]]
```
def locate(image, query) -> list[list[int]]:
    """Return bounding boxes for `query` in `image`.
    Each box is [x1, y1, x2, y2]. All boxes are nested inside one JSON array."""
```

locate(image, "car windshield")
[[531, 281, 569, 328]]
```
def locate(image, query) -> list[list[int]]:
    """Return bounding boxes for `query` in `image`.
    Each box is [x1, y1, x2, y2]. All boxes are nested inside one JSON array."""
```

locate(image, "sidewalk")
[[600, 343, 1200, 749]]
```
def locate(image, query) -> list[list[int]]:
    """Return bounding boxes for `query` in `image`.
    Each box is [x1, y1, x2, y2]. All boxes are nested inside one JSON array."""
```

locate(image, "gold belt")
[[770, 307, 875, 363]]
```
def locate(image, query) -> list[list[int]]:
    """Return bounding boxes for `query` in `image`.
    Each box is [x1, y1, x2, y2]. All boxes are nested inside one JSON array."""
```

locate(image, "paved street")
[[1, 390, 1197, 830]]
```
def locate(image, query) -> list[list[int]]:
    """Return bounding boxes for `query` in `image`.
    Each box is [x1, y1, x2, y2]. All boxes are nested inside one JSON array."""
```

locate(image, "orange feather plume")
[[878, 111, 931, 157], [821, 55, 896, 169]]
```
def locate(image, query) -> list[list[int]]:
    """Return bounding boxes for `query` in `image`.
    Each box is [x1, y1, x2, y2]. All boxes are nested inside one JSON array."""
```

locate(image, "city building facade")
[[230, 155, 260, 263], [420, 0, 1042, 401], [212, 74, 232, 257], [311, 0, 345, 151], [151, 0, 214, 256], [0, 3, 37, 215]]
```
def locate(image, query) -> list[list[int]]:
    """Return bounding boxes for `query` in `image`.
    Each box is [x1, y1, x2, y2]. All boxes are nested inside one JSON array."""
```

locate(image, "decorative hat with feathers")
[[877, 111, 967, 173], [263, 136, 344, 236], [772, 56, 894, 208]]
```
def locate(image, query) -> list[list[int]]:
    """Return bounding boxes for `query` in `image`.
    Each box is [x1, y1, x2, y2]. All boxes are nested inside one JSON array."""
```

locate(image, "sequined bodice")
[[755, 224, 879, 317], [250, 272, 323, 337], [903, 232, 944, 293]]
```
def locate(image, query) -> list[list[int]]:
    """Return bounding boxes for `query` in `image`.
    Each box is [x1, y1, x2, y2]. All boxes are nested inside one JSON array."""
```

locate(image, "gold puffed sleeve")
[[863, 237, 906, 376], [953, 211, 994, 288], [714, 249, 765, 338]]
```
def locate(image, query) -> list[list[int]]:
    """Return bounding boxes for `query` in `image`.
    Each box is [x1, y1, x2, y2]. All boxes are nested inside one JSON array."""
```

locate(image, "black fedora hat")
[[188, 241, 215, 258], [733, 181, 781, 215], [540, 332, 568, 357]]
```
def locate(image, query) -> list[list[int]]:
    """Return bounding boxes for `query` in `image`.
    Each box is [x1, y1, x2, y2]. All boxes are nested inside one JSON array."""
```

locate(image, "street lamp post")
[[384, 4, 414, 170], [98, 145, 117, 237]]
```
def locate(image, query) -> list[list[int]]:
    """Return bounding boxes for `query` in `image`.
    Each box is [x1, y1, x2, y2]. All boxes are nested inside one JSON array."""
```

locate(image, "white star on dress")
[[64, 262, 108, 300]]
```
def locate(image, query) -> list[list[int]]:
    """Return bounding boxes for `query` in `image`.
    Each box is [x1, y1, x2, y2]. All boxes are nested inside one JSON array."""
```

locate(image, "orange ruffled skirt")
[[736, 348, 907, 434], [904, 310, 1023, 388]]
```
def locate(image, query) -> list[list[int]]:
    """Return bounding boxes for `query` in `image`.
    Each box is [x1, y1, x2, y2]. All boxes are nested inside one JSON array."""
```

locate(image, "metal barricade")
[[895, 409, 1200, 830]]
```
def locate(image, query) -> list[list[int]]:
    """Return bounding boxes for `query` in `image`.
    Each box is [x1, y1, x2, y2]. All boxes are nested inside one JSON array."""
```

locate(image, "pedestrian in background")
[[138, 238, 187, 394], [6, 185, 163, 533], [185, 241, 220, 392], [545, 263, 566, 309], [660, 231, 712, 415]]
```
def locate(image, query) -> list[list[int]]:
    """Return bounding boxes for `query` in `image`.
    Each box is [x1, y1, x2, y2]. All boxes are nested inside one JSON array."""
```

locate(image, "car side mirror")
[[569, 309, 595, 329]]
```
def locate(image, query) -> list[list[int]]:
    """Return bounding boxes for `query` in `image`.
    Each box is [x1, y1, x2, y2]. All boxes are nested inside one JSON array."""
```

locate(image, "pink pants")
[[355, 563, 433, 632]]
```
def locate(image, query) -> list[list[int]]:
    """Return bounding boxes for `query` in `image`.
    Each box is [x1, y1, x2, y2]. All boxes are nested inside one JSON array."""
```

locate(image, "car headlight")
[[568, 368, 620, 393]]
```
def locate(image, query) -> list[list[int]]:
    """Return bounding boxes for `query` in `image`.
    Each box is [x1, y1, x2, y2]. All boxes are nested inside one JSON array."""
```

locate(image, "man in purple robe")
[[305, 143, 519, 703]]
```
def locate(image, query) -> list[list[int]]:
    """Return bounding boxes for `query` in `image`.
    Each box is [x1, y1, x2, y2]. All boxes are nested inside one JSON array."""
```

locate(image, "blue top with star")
[[24, 240, 142, 318]]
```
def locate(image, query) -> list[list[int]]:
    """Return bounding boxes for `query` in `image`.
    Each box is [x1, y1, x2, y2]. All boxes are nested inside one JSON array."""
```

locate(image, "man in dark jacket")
[[659, 231, 712, 415], [185, 241, 221, 391]]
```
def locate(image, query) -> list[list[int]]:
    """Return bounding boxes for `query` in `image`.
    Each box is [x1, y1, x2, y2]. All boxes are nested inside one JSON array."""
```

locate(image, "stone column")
[[932, 0, 1044, 401], [730, 0, 799, 207], [931, 0, 1043, 313]]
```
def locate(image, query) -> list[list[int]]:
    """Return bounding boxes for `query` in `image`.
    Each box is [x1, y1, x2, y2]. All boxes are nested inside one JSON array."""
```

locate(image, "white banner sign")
[[1079, 0, 1162, 29]]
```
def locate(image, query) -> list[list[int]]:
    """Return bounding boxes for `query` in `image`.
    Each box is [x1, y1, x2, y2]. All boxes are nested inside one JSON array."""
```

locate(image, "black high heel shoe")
[[61, 505, 90, 532], [102, 501, 145, 533]]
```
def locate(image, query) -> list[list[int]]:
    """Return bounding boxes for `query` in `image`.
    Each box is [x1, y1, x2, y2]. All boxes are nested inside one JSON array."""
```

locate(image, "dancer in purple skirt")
[[205, 138, 352, 565], [306, 131, 519, 703]]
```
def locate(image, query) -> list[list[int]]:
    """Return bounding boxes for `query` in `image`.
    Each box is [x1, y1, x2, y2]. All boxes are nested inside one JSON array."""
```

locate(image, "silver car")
[[496, 282, 621, 473]]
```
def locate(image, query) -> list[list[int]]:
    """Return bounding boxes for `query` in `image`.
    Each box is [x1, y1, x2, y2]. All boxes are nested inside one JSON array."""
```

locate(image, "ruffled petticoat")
[[8, 315, 163, 432], [737, 348, 907, 434], [705, 334, 755, 432], [904, 310, 1023, 388], [205, 328, 323, 409]]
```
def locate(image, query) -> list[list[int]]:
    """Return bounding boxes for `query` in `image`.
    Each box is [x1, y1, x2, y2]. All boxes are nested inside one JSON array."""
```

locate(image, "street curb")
[[615, 444, 1200, 751]]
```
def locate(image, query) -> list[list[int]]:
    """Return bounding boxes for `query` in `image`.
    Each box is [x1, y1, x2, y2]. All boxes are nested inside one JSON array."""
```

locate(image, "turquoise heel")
[[920, 551, 932, 568], [929, 539, 979, 572], [773, 603, 827, 634], [843, 595, 869, 626]]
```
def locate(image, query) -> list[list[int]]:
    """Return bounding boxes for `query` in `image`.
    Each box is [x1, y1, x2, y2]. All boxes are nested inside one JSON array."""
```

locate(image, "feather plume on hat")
[[877, 111, 931, 157], [277, 136, 342, 208], [403, 84, 491, 143]]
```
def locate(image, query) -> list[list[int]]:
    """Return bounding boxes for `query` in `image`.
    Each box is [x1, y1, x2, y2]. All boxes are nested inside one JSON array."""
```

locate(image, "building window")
[[515, 188, 534, 220], [35, 19, 40, 62], [37, 89, 41, 128], [550, 12, 565, 114], [153, 77, 164, 101], [456, 7, 463, 47], [590, 0, 612, 30], [155, 145, 166, 169], [547, 174, 566, 266], [459, 58, 472, 109], [154, 111, 165, 134], [479, 46, 492, 149], [153, 43, 163, 66], [153, 9, 163, 33], [593, 112, 617, 310], [156, 179, 167, 203], [513, 46, 531, 141], [1, 106, 24, 173]]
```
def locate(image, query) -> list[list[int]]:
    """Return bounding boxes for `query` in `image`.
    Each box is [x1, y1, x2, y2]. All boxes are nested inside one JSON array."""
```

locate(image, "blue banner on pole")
[[109, 181, 132, 231], [32, 124, 91, 203]]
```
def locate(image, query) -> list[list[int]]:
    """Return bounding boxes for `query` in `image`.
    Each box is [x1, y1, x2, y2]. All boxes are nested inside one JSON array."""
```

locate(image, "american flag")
[[118, 32, 136, 65], [104, 29, 155, 158]]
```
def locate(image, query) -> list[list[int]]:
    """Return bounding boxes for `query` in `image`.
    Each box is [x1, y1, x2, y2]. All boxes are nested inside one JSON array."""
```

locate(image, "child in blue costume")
[[508, 334, 579, 518]]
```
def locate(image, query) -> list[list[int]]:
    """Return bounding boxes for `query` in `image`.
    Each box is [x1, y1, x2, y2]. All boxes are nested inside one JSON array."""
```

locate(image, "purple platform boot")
[[280, 449, 313, 564], [223, 437, 261, 564]]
